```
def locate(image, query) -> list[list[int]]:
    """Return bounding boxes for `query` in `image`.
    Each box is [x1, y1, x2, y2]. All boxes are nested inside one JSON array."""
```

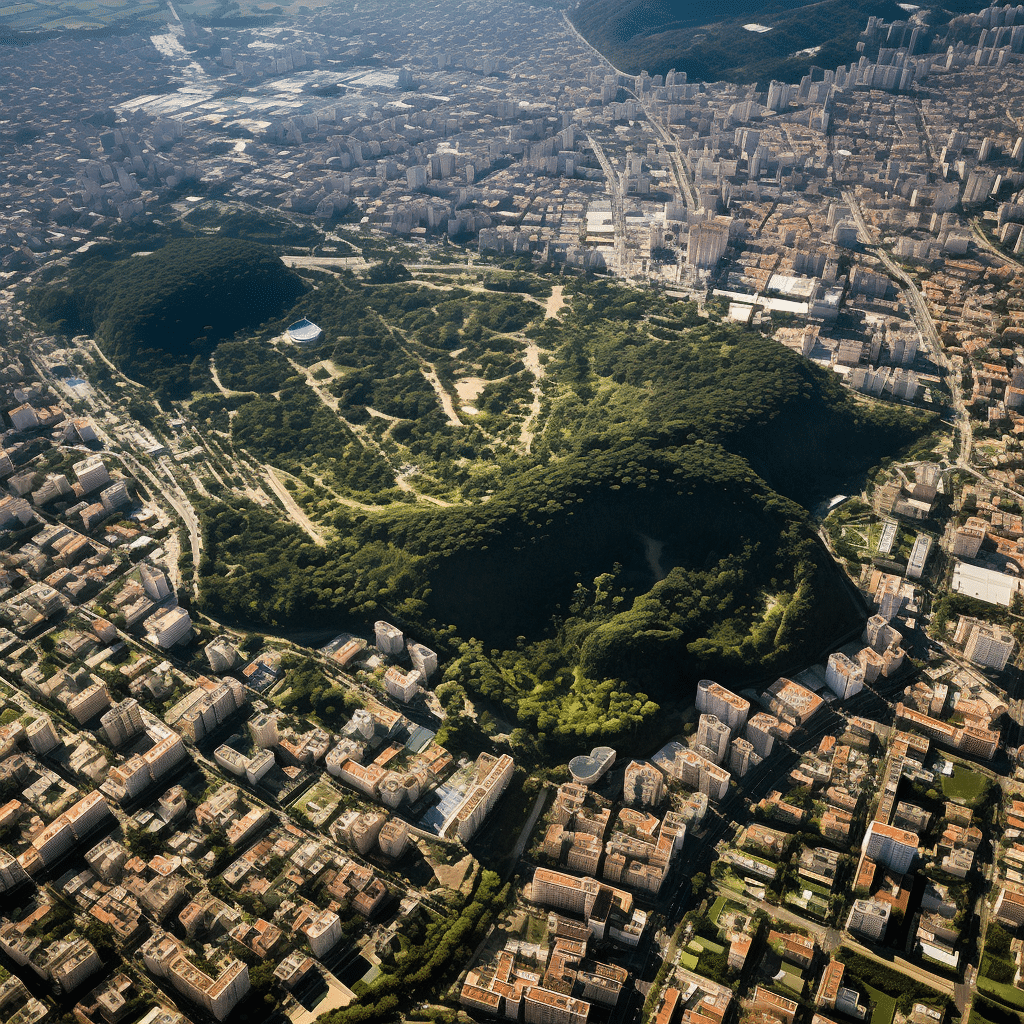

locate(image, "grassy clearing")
[[864, 984, 897, 1024], [941, 764, 989, 803], [977, 977, 1024, 1010]]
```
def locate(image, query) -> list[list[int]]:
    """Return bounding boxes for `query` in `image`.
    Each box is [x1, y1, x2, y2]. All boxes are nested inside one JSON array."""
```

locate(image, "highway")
[[585, 130, 629, 276], [969, 216, 1024, 273], [843, 189, 974, 468]]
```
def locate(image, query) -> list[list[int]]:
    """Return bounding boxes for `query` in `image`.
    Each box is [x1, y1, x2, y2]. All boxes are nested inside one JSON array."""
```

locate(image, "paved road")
[[585, 130, 628, 275], [969, 216, 1024, 272], [507, 788, 549, 881], [843, 189, 973, 468]]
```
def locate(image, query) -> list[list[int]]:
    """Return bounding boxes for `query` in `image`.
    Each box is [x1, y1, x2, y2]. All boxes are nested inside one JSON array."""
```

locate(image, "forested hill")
[[26, 238, 306, 396], [190, 272, 934, 755], [570, 0, 916, 84]]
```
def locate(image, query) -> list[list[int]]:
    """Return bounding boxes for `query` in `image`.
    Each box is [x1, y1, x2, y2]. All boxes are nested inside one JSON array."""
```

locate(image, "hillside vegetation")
[[183, 270, 931, 755], [571, 0, 927, 84], [27, 237, 306, 396]]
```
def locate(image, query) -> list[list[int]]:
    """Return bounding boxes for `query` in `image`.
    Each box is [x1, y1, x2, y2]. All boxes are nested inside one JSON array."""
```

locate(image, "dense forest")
[[569, 0, 968, 84], [26, 237, 306, 397]]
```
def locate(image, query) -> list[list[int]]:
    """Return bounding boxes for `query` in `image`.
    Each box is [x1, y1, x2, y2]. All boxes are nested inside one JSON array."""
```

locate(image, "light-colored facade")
[[144, 607, 192, 649], [623, 761, 665, 808], [745, 713, 777, 758], [825, 652, 865, 700], [846, 898, 891, 941], [954, 615, 1015, 670], [862, 821, 918, 874], [696, 680, 750, 732], [696, 714, 731, 764]]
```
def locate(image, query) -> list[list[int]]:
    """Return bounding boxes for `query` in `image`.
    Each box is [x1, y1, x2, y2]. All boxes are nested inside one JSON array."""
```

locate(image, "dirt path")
[[263, 466, 327, 546], [544, 284, 567, 319], [207, 356, 249, 398], [420, 362, 464, 427], [284, 351, 455, 506], [518, 334, 547, 452]]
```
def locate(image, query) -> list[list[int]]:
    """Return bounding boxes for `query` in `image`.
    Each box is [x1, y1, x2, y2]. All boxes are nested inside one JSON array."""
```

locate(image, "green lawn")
[[977, 976, 1024, 1010], [696, 937, 725, 955], [864, 984, 897, 1024], [778, 972, 805, 996], [709, 895, 727, 924], [680, 952, 699, 970], [942, 764, 990, 803], [523, 914, 547, 945]]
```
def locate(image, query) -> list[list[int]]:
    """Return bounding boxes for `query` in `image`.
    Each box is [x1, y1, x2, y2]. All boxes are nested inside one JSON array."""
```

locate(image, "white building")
[[846, 899, 891, 942], [99, 481, 130, 512], [73, 456, 110, 494], [745, 713, 777, 759], [142, 934, 249, 1021], [686, 220, 730, 269], [825, 652, 865, 700], [441, 753, 514, 841], [374, 621, 404, 656], [101, 698, 144, 747], [695, 680, 750, 732], [205, 637, 238, 672], [952, 520, 986, 558], [953, 616, 1015, 670], [384, 666, 421, 703], [67, 682, 111, 724], [249, 713, 280, 748], [906, 535, 933, 579], [139, 563, 172, 601], [145, 607, 192, 649], [696, 714, 731, 764], [728, 737, 762, 777], [408, 642, 438, 679], [623, 761, 665, 808], [25, 715, 60, 754], [303, 909, 342, 958], [862, 821, 918, 874]]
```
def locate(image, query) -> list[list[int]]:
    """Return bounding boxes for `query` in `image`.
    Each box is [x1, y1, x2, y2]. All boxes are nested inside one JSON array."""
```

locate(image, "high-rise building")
[[952, 518, 987, 558], [250, 713, 280, 749], [408, 642, 438, 679], [862, 821, 918, 873], [729, 737, 762, 777], [25, 715, 60, 754], [954, 616, 1015, 670], [72, 456, 110, 494], [696, 715, 731, 764], [846, 898, 890, 941], [67, 682, 111, 725], [139, 564, 172, 602], [623, 761, 665, 808], [695, 680, 750, 732], [825, 652, 865, 700], [142, 933, 249, 1021], [745, 713, 777, 759], [374, 621, 404, 657], [144, 607, 192, 649], [863, 615, 901, 652], [686, 220, 730, 269], [101, 698, 144, 747]]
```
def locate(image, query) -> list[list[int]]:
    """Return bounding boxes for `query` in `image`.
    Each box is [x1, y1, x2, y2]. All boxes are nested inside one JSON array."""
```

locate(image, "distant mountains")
[[570, 0, 979, 85]]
